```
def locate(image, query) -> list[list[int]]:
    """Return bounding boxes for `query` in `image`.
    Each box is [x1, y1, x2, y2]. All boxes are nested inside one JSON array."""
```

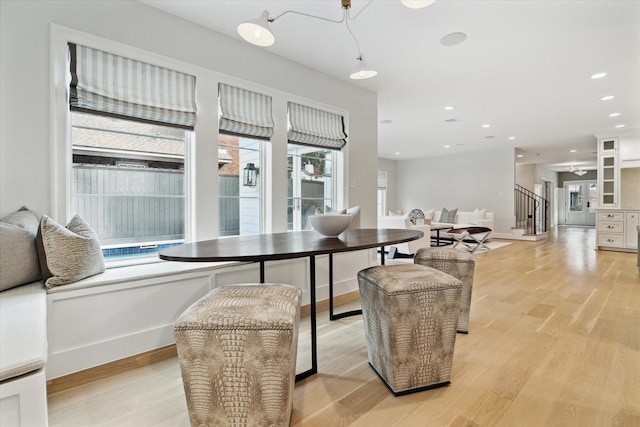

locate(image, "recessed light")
[[482, 124, 490, 128], [609, 113, 621, 117], [517, 154, 524, 158], [485, 136, 495, 139], [440, 32, 467, 47], [394, 152, 400, 155], [570, 149, 577, 153], [444, 106, 455, 111], [615, 124, 625, 128], [600, 95, 615, 101], [380, 119, 393, 124], [444, 145, 451, 148], [508, 136, 516, 140], [591, 72, 607, 79]]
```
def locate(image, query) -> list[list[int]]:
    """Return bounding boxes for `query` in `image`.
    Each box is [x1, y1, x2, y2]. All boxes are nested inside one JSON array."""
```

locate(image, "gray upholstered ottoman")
[[174, 283, 302, 427], [358, 264, 462, 396], [414, 247, 476, 333]]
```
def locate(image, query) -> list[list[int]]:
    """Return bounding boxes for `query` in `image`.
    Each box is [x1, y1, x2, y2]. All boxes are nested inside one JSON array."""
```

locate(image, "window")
[[218, 134, 262, 236], [287, 145, 336, 230], [66, 43, 197, 260], [71, 113, 187, 258], [217, 83, 273, 236], [287, 102, 347, 231]]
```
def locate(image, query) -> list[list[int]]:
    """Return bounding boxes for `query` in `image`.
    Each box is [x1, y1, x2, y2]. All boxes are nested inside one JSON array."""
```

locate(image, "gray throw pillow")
[[440, 207, 458, 223], [38, 215, 105, 289], [0, 207, 42, 291]]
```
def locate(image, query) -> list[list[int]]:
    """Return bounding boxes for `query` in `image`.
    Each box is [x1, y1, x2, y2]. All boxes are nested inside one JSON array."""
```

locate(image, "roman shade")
[[218, 83, 274, 139], [288, 102, 347, 150], [68, 43, 197, 130]]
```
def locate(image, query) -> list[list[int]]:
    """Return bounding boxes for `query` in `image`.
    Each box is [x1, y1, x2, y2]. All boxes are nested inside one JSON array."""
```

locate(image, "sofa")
[[378, 209, 494, 255], [377, 215, 431, 257]]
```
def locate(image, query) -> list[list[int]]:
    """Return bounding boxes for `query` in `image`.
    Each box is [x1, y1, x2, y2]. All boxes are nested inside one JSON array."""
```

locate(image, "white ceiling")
[[142, 0, 640, 172]]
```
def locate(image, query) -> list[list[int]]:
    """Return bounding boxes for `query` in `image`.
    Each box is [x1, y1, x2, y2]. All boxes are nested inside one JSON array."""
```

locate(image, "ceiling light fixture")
[[609, 113, 621, 117], [615, 124, 626, 128], [570, 149, 577, 153], [600, 95, 615, 101], [401, 0, 436, 9], [590, 72, 607, 79], [444, 106, 455, 110], [508, 136, 516, 140], [238, 0, 426, 80], [482, 124, 490, 128]]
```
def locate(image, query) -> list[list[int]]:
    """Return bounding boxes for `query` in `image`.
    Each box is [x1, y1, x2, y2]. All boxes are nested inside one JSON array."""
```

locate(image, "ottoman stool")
[[174, 283, 302, 427], [414, 247, 476, 334], [358, 264, 462, 396]]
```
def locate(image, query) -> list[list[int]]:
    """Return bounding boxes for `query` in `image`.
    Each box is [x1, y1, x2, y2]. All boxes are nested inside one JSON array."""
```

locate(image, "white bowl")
[[309, 214, 352, 238]]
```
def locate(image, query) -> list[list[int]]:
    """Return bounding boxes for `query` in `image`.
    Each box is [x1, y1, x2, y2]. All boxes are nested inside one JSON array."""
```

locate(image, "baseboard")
[[46, 345, 178, 395]]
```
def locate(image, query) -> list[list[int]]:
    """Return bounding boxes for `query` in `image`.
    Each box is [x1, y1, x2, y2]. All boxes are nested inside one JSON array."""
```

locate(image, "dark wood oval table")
[[159, 228, 423, 381]]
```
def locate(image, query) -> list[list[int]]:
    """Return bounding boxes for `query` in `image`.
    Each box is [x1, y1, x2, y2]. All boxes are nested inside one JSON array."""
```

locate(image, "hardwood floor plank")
[[46, 227, 640, 426]]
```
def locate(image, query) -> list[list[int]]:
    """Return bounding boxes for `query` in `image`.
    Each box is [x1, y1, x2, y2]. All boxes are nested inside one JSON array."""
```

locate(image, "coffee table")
[[430, 223, 454, 246], [159, 228, 423, 381], [447, 226, 492, 253]]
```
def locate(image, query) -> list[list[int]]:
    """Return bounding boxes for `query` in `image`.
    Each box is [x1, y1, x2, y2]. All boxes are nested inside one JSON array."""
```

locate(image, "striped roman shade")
[[288, 102, 347, 150], [68, 43, 197, 130], [218, 83, 274, 139]]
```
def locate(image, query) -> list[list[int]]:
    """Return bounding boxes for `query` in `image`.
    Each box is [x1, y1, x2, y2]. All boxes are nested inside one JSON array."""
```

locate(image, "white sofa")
[[431, 209, 494, 230], [379, 209, 494, 253], [377, 215, 431, 257]]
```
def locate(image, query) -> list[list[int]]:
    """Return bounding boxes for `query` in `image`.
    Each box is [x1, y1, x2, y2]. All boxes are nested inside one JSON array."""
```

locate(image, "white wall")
[[377, 158, 398, 213], [0, 0, 378, 228], [395, 148, 516, 234], [515, 164, 536, 192]]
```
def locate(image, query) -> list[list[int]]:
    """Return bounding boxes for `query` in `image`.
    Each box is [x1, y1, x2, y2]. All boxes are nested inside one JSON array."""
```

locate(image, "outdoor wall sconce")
[[243, 163, 259, 187]]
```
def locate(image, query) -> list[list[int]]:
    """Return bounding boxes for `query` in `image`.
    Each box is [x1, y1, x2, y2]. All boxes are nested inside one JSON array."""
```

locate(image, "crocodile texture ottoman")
[[358, 264, 462, 396], [174, 283, 302, 427], [414, 247, 476, 334]]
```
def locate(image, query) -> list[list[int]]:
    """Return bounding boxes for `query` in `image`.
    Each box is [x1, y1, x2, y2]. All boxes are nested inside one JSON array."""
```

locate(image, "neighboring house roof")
[[71, 112, 233, 165]]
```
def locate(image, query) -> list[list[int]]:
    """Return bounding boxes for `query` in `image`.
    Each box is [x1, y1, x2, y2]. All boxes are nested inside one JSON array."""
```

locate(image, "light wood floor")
[[47, 226, 640, 426]]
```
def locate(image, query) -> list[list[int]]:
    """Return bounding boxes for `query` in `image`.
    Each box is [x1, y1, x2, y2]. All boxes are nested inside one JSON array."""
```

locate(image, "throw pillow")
[[407, 208, 425, 225], [0, 207, 42, 291], [389, 210, 404, 216], [440, 207, 458, 223], [423, 209, 435, 220], [38, 215, 105, 289], [470, 208, 486, 225], [346, 205, 361, 229], [325, 205, 347, 214]]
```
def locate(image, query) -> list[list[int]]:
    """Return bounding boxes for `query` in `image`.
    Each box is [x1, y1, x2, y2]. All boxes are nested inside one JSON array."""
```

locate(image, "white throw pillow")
[[423, 209, 434, 220], [470, 208, 487, 224]]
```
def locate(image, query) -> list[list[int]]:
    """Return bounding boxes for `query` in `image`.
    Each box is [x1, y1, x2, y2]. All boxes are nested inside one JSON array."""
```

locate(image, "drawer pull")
[[607, 225, 614, 229], [607, 214, 614, 218], [608, 239, 615, 242]]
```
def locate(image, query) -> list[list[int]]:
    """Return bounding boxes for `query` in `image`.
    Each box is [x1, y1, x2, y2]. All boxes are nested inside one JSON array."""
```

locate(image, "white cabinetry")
[[597, 137, 620, 208], [597, 209, 639, 252], [625, 211, 639, 249]]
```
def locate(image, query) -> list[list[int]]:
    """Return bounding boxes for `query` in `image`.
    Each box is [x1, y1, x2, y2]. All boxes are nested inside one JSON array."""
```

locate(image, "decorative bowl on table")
[[309, 214, 352, 238]]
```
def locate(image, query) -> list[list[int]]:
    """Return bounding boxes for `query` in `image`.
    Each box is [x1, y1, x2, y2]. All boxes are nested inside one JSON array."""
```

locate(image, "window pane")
[[287, 144, 335, 231], [218, 134, 262, 236], [71, 112, 186, 259]]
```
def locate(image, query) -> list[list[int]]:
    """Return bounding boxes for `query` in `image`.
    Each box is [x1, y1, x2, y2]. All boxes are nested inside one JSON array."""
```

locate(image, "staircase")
[[513, 184, 549, 240]]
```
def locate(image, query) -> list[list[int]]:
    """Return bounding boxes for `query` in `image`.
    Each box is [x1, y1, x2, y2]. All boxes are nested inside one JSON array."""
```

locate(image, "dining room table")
[[159, 227, 424, 381]]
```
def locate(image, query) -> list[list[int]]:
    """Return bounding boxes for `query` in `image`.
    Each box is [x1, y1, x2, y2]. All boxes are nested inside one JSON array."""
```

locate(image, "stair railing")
[[514, 184, 549, 235]]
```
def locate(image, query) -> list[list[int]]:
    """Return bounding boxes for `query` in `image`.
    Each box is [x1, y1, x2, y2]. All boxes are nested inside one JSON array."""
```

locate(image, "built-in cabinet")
[[597, 209, 639, 252], [597, 137, 620, 208]]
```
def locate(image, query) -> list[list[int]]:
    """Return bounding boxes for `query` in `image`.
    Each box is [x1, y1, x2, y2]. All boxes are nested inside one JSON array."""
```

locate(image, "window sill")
[[46, 259, 247, 294]]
